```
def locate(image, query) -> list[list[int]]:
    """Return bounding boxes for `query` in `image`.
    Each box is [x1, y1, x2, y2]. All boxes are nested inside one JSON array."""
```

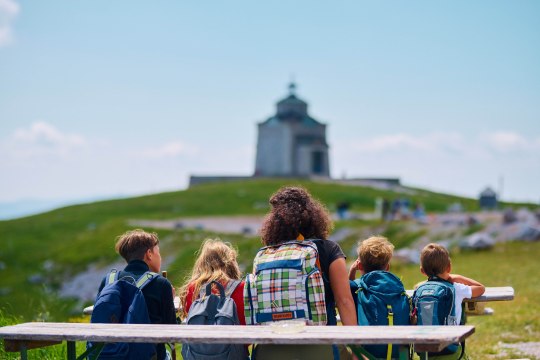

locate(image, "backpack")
[[87, 269, 158, 360], [353, 271, 411, 359], [244, 240, 327, 325], [412, 277, 465, 358], [181, 280, 247, 360]]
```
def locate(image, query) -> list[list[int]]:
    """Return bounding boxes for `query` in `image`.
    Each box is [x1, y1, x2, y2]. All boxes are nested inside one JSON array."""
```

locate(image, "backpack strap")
[[135, 271, 159, 290], [308, 239, 325, 276], [428, 275, 452, 285], [105, 269, 119, 286], [354, 284, 370, 326], [197, 280, 236, 300], [386, 305, 394, 360], [224, 280, 241, 297], [201, 281, 226, 298]]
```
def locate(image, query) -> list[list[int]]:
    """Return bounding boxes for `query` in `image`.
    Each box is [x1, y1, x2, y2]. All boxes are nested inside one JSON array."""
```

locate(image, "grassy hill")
[[0, 178, 538, 359], [0, 178, 486, 321]]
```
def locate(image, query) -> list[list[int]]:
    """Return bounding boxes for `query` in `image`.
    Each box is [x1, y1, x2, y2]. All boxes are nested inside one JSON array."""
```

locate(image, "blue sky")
[[1, 1, 539, 210]]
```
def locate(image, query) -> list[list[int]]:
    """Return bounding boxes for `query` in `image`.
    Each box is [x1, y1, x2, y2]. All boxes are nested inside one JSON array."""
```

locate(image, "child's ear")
[[143, 248, 153, 261], [358, 262, 365, 272], [385, 263, 390, 271], [420, 267, 426, 275]]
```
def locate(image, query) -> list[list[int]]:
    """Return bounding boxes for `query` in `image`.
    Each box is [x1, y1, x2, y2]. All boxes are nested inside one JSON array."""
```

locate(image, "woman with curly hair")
[[248, 186, 357, 360], [258, 185, 357, 326]]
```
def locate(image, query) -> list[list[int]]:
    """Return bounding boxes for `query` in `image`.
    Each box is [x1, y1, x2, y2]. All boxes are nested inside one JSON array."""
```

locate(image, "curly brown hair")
[[260, 186, 333, 245]]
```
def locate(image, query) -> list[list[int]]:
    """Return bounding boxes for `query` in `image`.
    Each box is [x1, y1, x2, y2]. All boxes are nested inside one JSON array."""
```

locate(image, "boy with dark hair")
[[416, 243, 485, 323], [96, 229, 177, 360], [349, 236, 411, 360], [413, 243, 485, 358]]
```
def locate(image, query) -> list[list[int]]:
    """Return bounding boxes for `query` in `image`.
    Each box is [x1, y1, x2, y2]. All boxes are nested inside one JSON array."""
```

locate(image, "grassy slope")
[[0, 179, 481, 321]]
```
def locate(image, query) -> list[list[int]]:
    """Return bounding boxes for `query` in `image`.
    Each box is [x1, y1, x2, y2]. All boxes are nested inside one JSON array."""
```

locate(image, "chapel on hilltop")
[[188, 83, 398, 188], [254, 83, 330, 177]]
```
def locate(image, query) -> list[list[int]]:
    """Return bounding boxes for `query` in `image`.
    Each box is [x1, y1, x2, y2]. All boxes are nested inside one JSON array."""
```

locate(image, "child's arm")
[[349, 259, 360, 281], [448, 273, 485, 298]]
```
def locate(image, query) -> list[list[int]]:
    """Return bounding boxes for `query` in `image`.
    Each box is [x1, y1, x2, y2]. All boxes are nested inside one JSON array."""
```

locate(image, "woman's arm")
[[329, 257, 358, 325]]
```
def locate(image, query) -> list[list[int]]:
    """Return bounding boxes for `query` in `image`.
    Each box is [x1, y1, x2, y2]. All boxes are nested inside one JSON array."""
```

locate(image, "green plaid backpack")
[[244, 240, 327, 325]]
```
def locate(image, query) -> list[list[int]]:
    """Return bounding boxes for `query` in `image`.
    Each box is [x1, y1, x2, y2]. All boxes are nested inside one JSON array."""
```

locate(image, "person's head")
[[190, 238, 241, 281], [260, 186, 333, 245], [115, 229, 161, 272], [179, 238, 241, 318], [357, 236, 394, 273], [420, 243, 451, 278]]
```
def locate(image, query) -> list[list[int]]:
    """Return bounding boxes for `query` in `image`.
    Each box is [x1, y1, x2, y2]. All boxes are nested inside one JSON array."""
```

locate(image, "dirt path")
[[129, 215, 265, 235]]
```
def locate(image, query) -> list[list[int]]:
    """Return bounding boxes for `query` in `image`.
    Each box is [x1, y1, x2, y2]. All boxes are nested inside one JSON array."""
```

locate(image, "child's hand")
[[349, 259, 361, 280]]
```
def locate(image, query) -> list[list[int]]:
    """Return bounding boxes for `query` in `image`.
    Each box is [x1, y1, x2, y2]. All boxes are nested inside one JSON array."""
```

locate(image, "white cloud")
[[0, 0, 19, 47], [349, 132, 469, 155], [3, 121, 87, 159], [0, 124, 254, 201], [345, 131, 539, 157], [333, 130, 540, 202], [141, 141, 199, 159], [13, 121, 86, 147], [480, 131, 533, 152]]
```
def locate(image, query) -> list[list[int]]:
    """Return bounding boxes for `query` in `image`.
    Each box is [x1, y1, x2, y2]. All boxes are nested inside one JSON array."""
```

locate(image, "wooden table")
[[83, 296, 181, 315], [83, 287, 514, 316], [0, 322, 475, 360], [406, 286, 514, 302]]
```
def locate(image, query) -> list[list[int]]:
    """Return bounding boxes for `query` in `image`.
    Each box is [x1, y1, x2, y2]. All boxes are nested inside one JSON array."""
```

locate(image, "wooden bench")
[[0, 322, 475, 360]]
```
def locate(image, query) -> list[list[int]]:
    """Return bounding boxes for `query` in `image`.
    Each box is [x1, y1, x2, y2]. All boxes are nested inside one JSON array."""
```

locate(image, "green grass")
[[382, 222, 427, 249]]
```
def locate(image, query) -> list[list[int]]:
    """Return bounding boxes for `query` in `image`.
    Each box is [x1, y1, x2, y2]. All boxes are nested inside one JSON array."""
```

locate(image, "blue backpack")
[[182, 280, 248, 360], [412, 277, 464, 357], [353, 271, 411, 359], [87, 270, 158, 360]]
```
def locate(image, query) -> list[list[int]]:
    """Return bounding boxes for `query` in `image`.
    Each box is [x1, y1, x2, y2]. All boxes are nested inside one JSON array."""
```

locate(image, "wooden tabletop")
[[406, 286, 514, 302], [0, 322, 475, 352], [82, 287, 514, 315]]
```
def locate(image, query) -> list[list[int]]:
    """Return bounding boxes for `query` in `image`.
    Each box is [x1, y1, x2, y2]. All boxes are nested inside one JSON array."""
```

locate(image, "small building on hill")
[[254, 83, 330, 177], [479, 187, 498, 210]]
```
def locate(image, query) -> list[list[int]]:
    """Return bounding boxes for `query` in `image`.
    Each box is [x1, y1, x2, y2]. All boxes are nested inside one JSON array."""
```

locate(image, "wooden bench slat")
[[0, 322, 475, 352], [405, 286, 514, 302]]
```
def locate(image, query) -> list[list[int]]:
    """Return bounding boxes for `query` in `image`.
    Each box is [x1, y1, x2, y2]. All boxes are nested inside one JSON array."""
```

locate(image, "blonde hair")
[[178, 238, 241, 319], [357, 236, 394, 272], [115, 229, 159, 262], [420, 243, 451, 277]]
